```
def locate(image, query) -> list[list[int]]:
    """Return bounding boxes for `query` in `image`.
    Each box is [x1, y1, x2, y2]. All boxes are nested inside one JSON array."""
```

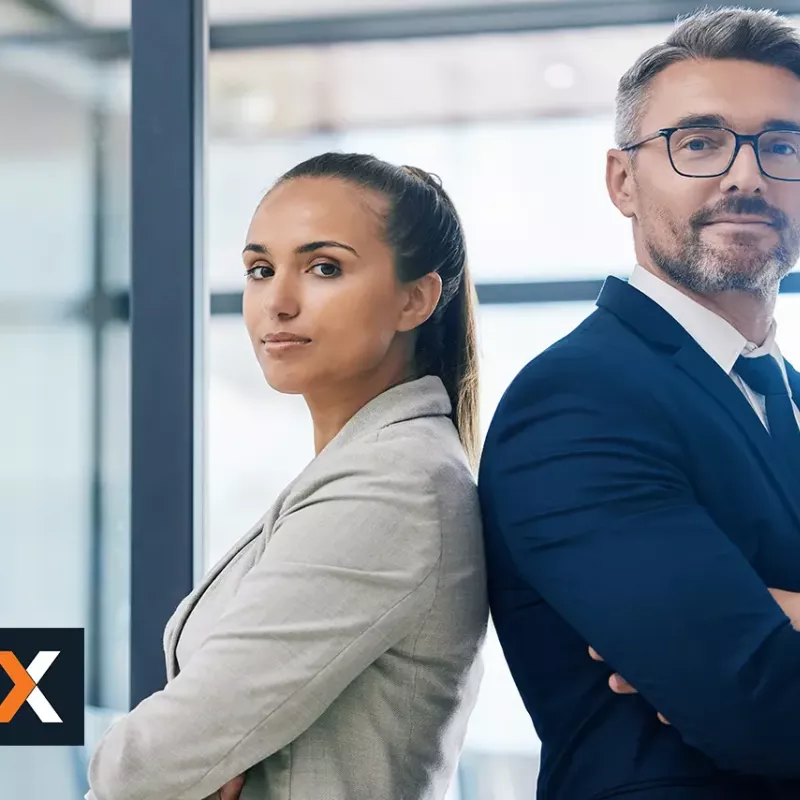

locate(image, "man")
[[479, 7, 800, 799]]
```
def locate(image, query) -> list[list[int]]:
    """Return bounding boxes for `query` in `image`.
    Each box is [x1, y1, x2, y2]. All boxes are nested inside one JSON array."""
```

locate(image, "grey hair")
[[615, 6, 800, 148]]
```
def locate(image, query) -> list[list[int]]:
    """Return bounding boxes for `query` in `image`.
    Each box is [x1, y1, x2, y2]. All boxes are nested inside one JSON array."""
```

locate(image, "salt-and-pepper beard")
[[645, 195, 800, 299]]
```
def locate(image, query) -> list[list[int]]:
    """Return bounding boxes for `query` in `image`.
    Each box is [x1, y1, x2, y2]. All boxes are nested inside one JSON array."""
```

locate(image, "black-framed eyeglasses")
[[621, 125, 800, 181]]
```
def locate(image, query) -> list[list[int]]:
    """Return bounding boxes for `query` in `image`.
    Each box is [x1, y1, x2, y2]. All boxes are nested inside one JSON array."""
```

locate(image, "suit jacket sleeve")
[[480, 349, 800, 778], [86, 441, 441, 800]]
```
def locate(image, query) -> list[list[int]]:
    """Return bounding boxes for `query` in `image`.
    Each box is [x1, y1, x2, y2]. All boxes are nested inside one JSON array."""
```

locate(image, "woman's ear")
[[397, 272, 443, 333]]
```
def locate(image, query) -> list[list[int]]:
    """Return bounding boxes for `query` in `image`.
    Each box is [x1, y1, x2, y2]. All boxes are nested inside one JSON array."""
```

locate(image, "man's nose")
[[719, 141, 768, 195]]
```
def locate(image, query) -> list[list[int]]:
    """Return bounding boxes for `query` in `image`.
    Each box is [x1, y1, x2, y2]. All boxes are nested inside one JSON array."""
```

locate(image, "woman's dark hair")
[[274, 152, 480, 468]]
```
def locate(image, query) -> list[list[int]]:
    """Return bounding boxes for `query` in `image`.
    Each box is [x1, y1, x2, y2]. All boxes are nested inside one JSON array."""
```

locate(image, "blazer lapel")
[[164, 375, 454, 679], [673, 343, 800, 527], [786, 358, 800, 408], [163, 516, 267, 678], [597, 277, 800, 530], [784, 357, 800, 473]]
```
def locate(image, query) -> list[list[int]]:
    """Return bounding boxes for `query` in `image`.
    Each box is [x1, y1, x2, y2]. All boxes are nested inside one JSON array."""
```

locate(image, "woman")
[[85, 153, 488, 800]]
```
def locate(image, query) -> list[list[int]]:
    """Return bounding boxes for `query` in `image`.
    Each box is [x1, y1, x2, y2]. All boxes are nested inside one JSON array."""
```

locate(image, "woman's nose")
[[262, 273, 300, 320]]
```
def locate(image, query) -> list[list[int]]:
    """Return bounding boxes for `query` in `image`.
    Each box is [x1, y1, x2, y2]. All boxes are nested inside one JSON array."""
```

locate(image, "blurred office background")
[[2, 0, 800, 797]]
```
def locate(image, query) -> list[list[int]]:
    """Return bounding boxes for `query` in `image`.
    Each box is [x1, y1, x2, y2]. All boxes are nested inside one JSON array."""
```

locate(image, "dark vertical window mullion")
[[130, 0, 207, 708], [87, 104, 106, 710]]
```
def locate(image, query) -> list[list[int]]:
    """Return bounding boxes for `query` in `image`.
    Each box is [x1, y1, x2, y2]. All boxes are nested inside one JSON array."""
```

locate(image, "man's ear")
[[606, 148, 637, 220], [397, 272, 443, 332]]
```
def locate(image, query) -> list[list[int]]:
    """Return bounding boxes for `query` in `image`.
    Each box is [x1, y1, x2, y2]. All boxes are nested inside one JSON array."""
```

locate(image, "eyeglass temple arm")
[[620, 129, 670, 152]]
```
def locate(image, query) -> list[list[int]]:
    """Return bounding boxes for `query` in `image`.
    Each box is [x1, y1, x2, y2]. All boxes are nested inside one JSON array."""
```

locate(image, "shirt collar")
[[746, 318, 794, 399], [628, 264, 778, 375]]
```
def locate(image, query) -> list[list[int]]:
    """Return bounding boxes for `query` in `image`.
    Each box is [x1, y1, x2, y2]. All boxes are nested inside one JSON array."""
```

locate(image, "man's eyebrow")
[[762, 118, 800, 132], [671, 113, 728, 128], [669, 114, 800, 132]]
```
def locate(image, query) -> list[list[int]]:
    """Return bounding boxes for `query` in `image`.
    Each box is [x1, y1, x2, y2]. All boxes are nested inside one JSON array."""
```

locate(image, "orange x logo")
[[0, 653, 35, 723], [0, 651, 61, 723]]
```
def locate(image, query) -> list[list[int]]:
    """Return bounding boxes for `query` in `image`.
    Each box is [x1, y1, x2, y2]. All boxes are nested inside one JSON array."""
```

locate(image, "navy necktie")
[[734, 354, 800, 460]]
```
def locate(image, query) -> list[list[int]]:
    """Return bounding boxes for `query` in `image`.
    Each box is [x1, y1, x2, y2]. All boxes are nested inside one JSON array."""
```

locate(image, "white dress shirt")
[[628, 264, 800, 433]]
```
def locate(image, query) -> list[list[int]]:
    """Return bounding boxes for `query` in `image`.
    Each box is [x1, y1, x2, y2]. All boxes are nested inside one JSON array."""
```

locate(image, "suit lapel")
[[597, 277, 800, 530], [163, 517, 267, 679], [673, 343, 800, 527], [784, 357, 800, 475], [786, 358, 800, 408], [163, 374, 454, 679]]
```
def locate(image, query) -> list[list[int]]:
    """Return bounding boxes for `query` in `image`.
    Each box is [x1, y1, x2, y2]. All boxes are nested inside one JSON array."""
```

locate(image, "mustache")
[[691, 197, 789, 230]]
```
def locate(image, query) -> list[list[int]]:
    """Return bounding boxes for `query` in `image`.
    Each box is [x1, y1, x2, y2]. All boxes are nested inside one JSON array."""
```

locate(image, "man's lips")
[[703, 215, 774, 226]]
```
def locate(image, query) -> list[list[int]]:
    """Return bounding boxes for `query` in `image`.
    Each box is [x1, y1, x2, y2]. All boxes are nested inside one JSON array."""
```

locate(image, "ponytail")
[[415, 260, 480, 469]]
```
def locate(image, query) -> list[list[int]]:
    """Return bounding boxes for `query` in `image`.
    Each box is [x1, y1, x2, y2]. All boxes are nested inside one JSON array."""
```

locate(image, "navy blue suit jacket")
[[478, 277, 800, 800]]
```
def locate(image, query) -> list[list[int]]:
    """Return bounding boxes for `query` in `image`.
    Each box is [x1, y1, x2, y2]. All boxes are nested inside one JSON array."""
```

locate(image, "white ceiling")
[[206, 23, 670, 137], [0, 0, 675, 137], [0, 15, 682, 136], [49, 0, 555, 27], [11, 2, 800, 139]]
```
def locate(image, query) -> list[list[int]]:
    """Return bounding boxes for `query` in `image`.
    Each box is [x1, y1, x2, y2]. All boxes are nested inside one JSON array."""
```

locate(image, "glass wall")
[[202, 21, 644, 800], [0, 2, 130, 795], [205, 13, 800, 796], [4, 2, 798, 797]]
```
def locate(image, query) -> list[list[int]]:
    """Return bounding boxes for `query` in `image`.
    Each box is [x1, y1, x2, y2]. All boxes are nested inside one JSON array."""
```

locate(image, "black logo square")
[[0, 628, 84, 746]]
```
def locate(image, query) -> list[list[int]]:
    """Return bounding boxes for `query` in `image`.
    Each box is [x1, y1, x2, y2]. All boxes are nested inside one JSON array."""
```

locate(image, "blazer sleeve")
[[86, 440, 442, 800], [479, 349, 800, 778]]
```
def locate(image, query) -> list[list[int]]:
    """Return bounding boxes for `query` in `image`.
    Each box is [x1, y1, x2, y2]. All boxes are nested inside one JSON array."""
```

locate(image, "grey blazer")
[[86, 375, 488, 800]]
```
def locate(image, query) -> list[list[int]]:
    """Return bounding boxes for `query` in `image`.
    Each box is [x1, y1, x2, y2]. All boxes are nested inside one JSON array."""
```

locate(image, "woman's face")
[[242, 176, 433, 397]]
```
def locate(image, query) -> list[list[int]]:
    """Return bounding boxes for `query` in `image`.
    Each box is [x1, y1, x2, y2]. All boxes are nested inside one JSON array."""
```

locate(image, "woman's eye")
[[310, 263, 342, 278], [245, 266, 272, 280]]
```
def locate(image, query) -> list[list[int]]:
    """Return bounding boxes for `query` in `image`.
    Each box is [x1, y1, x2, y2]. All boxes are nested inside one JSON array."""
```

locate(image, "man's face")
[[608, 58, 800, 298]]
